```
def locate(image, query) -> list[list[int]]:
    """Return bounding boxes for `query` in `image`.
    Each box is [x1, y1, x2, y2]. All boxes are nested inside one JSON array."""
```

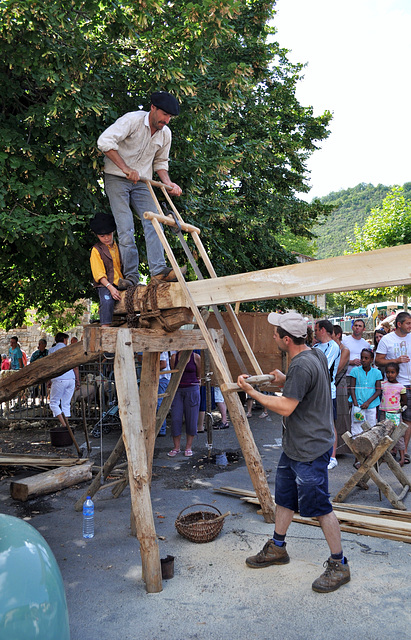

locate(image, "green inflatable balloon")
[[0, 514, 70, 639]]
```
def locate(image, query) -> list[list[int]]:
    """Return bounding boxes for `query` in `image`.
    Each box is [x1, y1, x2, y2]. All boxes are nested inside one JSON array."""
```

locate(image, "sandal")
[[220, 422, 229, 429], [167, 449, 181, 457], [246, 412, 252, 418], [184, 449, 193, 457], [259, 411, 268, 419]]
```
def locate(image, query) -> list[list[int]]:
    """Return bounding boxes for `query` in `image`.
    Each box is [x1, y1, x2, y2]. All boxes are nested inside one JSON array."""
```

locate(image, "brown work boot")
[[245, 540, 290, 568], [117, 278, 134, 290], [312, 557, 350, 593], [153, 265, 187, 282]]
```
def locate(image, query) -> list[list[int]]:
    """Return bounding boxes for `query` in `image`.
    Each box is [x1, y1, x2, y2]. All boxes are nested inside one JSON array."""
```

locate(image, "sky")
[[273, 0, 411, 200]]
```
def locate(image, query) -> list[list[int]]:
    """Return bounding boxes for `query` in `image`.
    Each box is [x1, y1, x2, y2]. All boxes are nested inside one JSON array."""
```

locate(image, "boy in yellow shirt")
[[90, 213, 124, 326]]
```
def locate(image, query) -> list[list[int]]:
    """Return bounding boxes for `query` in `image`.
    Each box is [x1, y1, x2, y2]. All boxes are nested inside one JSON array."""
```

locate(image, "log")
[[0, 341, 100, 403], [114, 281, 185, 315], [83, 326, 209, 354], [115, 328, 162, 593], [351, 420, 396, 457], [10, 461, 94, 501], [142, 307, 194, 331]]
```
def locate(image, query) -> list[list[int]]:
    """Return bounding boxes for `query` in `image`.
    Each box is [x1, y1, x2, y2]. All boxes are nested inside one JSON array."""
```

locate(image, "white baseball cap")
[[267, 312, 308, 338]]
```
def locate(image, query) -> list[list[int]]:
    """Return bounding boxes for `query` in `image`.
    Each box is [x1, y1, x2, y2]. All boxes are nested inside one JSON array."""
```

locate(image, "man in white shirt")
[[314, 319, 341, 470], [342, 319, 370, 376], [376, 311, 411, 455], [97, 91, 185, 288]]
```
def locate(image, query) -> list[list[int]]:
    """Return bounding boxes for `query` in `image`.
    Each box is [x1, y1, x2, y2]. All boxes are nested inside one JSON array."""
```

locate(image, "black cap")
[[90, 213, 117, 235], [150, 91, 180, 116]]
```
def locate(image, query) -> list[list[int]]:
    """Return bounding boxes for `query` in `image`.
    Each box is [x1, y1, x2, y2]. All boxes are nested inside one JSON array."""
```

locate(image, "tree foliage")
[[0, 0, 333, 328], [313, 182, 411, 259], [327, 186, 411, 314]]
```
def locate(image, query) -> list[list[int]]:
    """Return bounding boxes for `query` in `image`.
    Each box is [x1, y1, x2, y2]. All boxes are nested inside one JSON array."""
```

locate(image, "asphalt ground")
[[1, 406, 411, 640]]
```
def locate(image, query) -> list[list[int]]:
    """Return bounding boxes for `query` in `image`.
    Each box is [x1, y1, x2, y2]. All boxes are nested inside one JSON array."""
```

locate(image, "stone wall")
[[0, 324, 86, 359]]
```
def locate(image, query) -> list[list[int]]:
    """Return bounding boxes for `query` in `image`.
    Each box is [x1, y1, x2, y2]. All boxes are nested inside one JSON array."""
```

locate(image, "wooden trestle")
[[3, 179, 411, 594]]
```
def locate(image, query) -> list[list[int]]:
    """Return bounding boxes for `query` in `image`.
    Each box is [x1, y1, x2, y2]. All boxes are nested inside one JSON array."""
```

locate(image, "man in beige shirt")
[[97, 91, 185, 288]]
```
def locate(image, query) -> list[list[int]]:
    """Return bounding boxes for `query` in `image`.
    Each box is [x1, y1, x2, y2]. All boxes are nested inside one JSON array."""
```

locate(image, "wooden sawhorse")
[[333, 425, 411, 510]]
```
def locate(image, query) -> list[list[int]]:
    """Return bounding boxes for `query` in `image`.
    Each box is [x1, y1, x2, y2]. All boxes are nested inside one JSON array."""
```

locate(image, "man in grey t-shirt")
[[237, 312, 350, 593]]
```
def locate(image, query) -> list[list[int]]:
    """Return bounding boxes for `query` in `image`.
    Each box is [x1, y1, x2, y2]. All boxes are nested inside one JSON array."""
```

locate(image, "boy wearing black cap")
[[90, 213, 124, 326], [97, 91, 185, 288]]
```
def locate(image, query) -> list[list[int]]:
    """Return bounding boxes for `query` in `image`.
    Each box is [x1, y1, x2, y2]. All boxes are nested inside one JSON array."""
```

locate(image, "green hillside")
[[313, 182, 411, 259]]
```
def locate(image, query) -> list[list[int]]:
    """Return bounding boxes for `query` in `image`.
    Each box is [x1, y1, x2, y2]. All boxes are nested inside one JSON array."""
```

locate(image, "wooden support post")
[[209, 329, 275, 523], [74, 435, 125, 511], [0, 341, 100, 403], [140, 352, 160, 483], [115, 329, 162, 594]]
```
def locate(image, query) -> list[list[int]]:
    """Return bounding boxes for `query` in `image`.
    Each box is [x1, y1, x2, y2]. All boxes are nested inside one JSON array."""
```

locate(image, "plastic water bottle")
[[83, 496, 94, 539]]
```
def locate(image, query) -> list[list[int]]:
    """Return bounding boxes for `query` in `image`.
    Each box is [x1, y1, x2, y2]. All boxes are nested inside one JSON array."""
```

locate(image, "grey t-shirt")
[[282, 348, 334, 462]]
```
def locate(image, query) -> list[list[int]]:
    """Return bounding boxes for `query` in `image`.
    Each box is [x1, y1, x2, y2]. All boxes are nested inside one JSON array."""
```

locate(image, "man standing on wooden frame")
[[237, 312, 350, 593], [97, 91, 185, 288]]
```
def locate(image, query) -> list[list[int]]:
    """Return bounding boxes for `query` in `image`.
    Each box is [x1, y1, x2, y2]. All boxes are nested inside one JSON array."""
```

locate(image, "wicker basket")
[[175, 503, 225, 543]]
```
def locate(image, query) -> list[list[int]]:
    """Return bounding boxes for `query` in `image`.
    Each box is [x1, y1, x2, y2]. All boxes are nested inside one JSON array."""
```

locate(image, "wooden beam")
[[114, 328, 162, 593], [0, 341, 100, 403], [176, 243, 411, 307], [83, 326, 209, 354], [112, 243, 411, 310]]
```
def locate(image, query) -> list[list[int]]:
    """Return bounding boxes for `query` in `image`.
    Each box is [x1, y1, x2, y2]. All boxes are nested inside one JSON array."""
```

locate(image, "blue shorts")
[[275, 448, 333, 518]]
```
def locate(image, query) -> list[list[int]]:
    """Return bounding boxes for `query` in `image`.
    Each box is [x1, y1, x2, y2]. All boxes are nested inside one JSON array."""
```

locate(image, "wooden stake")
[[140, 352, 160, 483], [115, 329, 162, 593]]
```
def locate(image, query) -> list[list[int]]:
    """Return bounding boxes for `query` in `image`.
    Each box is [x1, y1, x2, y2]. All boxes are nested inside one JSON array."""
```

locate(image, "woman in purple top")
[[168, 351, 201, 458]]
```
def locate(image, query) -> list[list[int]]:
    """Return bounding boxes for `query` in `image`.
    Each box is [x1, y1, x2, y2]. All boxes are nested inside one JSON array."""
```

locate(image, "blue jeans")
[[157, 377, 170, 434], [104, 174, 167, 282], [98, 287, 115, 325]]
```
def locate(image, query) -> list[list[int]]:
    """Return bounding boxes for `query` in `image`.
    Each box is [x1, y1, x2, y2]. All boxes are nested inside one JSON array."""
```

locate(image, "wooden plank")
[[217, 485, 411, 520], [0, 341, 100, 403], [95, 245, 411, 320], [114, 329, 162, 594], [83, 326, 209, 354], [293, 516, 411, 544], [10, 462, 93, 501], [181, 244, 411, 307], [0, 453, 88, 468]]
